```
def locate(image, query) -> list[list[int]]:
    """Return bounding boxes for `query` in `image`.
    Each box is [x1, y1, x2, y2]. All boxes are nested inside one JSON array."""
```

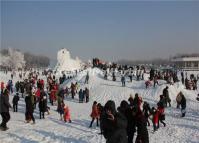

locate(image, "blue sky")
[[1, 1, 199, 61]]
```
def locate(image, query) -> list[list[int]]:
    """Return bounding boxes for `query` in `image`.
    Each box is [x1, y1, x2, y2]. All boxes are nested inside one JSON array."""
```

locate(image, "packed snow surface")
[[0, 68, 199, 143]]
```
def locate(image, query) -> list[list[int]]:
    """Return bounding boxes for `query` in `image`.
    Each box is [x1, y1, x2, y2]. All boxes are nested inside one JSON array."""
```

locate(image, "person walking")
[[89, 101, 99, 127], [25, 93, 35, 124], [85, 72, 89, 84], [0, 89, 12, 131], [121, 75, 126, 87], [12, 93, 20, 112], [163, 86, 171, 107]]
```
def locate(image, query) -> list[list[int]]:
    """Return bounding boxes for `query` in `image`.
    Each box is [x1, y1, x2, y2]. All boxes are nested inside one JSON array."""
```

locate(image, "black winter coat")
[[128, 97, 134, 107], [0, 94, 11, 113], [25, 96, 33, 112], [181, 96, 186, 110], [136, 114, 149, 143], [118, 106, 136, 133], [157, 99, 165, 108], [143, 104, 151, 118], [163, 88, 169, 98], [20, 82, 25, 93], [12, 95, 19, 105], [39, 99, 47, 112], [101, 112, 128, 143]]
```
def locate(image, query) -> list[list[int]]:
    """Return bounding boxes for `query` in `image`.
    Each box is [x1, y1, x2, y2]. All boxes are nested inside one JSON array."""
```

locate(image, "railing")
[[179, 67, 199, 71]]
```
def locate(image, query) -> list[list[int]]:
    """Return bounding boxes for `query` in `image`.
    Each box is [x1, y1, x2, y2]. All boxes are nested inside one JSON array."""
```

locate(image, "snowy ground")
[[0, 68, 199, 143]]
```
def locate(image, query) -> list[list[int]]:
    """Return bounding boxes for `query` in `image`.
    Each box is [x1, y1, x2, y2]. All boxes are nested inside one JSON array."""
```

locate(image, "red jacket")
[[50, 89, 57, 101], [90, 104, 99, 118], [158, 107, 164, 115], [153, 111, 159, 124], [55, 84, 59, 91], [64, 106, 71, 121], [40, 79, 44, 87], [35, 89, 41, 97], [1, 82, 4, 90]]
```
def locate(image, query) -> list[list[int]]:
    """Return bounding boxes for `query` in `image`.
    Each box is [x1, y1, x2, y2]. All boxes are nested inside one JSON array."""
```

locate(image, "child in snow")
[[64, 105, 71, 123], [38, 96, 47, 119], [89, 101, 99, 128], [12, 92, 20, 112], [151, 107, 159, 132]]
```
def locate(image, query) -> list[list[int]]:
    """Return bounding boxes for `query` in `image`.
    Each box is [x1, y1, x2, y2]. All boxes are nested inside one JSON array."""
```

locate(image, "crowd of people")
[[0, 65, 197, 143], [103, 65, 146, 84], [101, 64, 198, 91], [88, 88, 187, 143], [0, 69, 91, 130]]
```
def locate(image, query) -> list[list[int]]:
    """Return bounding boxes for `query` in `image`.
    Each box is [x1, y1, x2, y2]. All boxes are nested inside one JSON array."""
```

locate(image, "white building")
[[172, 56, 199, 71]]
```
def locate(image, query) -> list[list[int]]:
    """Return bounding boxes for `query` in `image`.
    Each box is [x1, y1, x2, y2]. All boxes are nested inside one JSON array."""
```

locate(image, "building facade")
[[172, 57, 199, 71]]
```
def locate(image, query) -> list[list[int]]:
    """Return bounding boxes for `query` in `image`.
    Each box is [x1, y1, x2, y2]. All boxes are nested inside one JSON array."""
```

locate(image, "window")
[[193, 61, 199, 67], [186, 61, 191, 67]]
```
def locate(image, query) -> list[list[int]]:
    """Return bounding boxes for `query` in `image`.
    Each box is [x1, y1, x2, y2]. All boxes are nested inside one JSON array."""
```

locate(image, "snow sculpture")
[[55, 48, 82, 72]]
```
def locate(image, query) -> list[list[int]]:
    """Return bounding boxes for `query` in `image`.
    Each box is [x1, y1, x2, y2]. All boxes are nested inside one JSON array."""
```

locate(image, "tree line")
[[0, 49, 50, 69]]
